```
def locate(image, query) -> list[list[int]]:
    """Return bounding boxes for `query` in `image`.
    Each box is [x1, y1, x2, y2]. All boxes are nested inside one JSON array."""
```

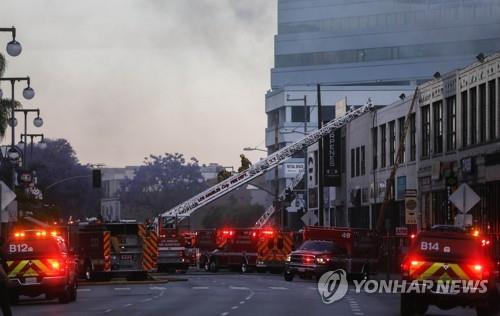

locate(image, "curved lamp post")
[[0, 26, 22, 57]]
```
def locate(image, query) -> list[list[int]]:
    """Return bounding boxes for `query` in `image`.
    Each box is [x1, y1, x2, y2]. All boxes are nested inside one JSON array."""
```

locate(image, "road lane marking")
[[192, 286, 209, 290], [231, 306, 239, 310], [114, 287, 131, 291], [230, 286, 249, 290], [141, 298, 153, 303], [269, 287, 288, 290], [150, 287, 167, 291], [123, 304, 133, 308], [104, 309, 113, 314], [221, 313, 229, 316], [78, 288, 91, 292], [240, 301, 245, 304]]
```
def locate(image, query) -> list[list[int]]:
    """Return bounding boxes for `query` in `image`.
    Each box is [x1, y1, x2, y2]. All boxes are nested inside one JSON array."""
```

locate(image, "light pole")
[[243, 147, 267, 153], [0, 77, 35, 188], [20, 133, 44, 165], [15, 109, 43, 169], [0, 26, 22, 57], [286, 94, 309, 225]]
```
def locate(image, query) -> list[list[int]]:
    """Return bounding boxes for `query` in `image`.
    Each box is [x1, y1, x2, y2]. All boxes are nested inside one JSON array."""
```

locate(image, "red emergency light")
[[221, 229, 234, 237], [261, 229, 275, 237]]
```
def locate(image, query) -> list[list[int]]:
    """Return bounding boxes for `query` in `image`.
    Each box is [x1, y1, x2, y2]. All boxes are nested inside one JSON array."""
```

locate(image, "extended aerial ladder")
[[159, 99, 374, 221], [254, 170, 304, 228]]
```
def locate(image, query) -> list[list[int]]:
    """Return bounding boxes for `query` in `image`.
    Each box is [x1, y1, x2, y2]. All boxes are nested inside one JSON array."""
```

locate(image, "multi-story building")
[[267, 0, 500, 226], [339, 52, 500, 235]]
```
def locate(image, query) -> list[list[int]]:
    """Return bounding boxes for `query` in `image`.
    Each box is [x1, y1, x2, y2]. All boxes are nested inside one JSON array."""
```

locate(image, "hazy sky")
[[0, 0, 276, 168]]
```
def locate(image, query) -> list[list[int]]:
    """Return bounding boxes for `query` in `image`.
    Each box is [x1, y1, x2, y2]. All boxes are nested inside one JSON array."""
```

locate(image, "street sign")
[[0, 181, 17, 223], [301, 210, 318, 226], [448, 183, 480, 213], [395, 226, 408, 237], [405, 190, 417, 225]]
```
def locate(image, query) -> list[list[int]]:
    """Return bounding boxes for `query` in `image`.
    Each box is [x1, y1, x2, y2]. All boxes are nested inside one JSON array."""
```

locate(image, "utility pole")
[[317, 84, 324, 226]]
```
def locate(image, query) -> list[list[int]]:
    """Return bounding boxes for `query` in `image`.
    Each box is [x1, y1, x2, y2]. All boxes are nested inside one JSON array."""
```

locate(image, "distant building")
[[267, 0, 500, 226], [200, 163, 225, 182], [101, 166, 139, 221]]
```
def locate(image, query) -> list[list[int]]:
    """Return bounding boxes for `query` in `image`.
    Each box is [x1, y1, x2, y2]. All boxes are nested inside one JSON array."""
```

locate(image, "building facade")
[[340, 52, 500, 235], [267, 0, 500, 227]]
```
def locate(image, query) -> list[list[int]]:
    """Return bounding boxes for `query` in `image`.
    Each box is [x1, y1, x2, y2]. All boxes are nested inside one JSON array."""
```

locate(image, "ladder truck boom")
[[160, 100, 374, 220]]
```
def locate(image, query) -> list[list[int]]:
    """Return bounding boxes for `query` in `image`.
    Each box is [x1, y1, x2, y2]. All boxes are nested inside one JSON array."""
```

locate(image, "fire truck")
[[284, 226, 380, 281], [255, 229, 294, 273], [153, 100, 374, 267], [156, 216, 191, 273], [54, 220, 158, 281]]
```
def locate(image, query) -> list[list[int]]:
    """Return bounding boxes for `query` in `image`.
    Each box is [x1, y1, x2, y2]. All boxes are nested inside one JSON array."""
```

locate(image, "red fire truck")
[[156, 216, 191, 273], [255, 229, 294, 273], [204, 227, 260, 273], [284, 226, 380, 281]]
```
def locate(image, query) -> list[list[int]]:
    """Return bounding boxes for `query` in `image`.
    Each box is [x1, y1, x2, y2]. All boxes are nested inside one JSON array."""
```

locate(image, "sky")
[[0, 0, 276, 168]]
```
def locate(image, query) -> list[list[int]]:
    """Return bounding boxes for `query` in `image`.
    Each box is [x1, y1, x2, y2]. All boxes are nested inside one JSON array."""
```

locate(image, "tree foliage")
[[120, 153, 208, 221], [26, 138, 100, 220]]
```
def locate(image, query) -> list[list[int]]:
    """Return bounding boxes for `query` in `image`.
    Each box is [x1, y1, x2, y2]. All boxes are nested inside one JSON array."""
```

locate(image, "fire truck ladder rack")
[[160, 99, 374, 220], [254, 169, 305, 228]]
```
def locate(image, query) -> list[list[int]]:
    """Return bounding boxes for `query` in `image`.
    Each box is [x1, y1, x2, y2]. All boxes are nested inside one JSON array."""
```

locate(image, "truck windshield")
[[299, 240, 333, 252]]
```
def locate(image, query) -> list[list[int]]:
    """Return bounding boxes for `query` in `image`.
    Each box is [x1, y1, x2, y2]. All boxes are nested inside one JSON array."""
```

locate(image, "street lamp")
[[20, 133, 44, 163], [15, 109, 43, 169], [0, 77, 35, 188], [0, 26, 22, 57], [243, 147, 267, 153]]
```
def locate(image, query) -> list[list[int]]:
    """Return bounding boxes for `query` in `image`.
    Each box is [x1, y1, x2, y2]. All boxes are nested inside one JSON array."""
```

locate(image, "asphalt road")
[[11, 271, 477, 316]]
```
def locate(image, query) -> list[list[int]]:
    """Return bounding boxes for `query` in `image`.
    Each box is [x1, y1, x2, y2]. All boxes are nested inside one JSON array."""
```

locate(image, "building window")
[[389, 121, 395, 166], [461, 91, 468, 147], [433, 101, 443, 154], [422, 105, 431, 157], [410, 113, 416, 161], [351, 148, 355, 178], [267, 109, 279, 127], [291, 106, 310, 123], [489, 80, 496, 140], [361, 146, 365, 175], [381, 124, 387, 167], [341, 136, 346, 173], [479, 84, 486, 143], [470, 87, 477, 145], [372, 127, 378, 170], [446, 96, 456, 151], [356, 147, 360, 177], [398, 117, 405, 163]]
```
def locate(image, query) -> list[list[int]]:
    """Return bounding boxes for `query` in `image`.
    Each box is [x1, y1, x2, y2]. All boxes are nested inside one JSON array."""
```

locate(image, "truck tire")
[[240, 261, 248, 273], [84, 262, 94, 281], [400, 294, 426, 316], [209, 259, 218, 273], [69, 281, 78, 302], [59, 287, 71, 304], [284, 270, 294, 282]]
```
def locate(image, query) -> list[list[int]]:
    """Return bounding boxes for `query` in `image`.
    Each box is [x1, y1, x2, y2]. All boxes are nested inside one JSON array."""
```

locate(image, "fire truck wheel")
[[204, 260, 210, 272], [256, 267, 266, 273], [240, 261, 248, 273], [209, 260, 218, 273], [69, 280, 78, 302], [284, 271, 294, 282], [9, 293, 19, 305], [84, 262, 94, 281], [400, 294, 425, 316]]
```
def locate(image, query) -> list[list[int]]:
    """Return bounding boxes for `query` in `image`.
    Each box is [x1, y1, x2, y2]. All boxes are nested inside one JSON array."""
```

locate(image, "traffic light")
[[92, 169, 101, 188]]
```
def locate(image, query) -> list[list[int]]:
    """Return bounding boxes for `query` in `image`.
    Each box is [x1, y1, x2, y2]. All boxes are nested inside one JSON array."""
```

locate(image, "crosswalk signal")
[[92, 169, 101, 188]]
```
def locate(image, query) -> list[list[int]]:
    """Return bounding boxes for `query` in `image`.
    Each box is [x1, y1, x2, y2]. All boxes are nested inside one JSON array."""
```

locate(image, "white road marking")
[[231, 306, 239, 310], [221, 313, 229, 316], [230, 286, 249, 290], [192, 286, 209, 290], [114, 287, 130, 291], [123, 304, 133, 308], [141, 298, 153, 303], [150, 287, 167, 291], [240, 301, 245, 304], [269, 286, 288, 290], [104, 309, 113, 314], [77, 288, 91, 292], [308, 287, 317, 290]]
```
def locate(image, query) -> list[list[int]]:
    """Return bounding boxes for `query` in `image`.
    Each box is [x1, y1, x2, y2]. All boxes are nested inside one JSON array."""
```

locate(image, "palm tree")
[[0, 52, 22, 139]]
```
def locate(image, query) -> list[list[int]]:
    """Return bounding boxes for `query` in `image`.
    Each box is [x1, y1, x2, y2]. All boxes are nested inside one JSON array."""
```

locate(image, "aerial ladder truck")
[[154, 99, 374, 271]]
